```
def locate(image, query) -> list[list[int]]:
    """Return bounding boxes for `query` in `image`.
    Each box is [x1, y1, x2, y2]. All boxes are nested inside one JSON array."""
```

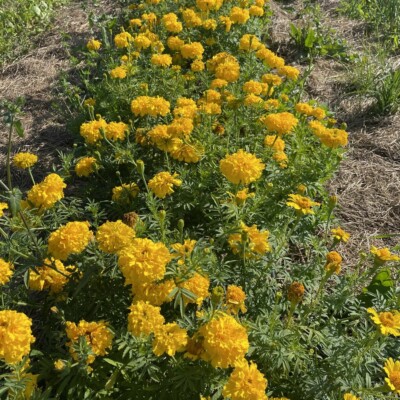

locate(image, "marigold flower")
[[260, 112, 298, 135], [13, 152, 38, 169], [48, 221, 93, 261], [29, 258, 75, 294], [148, 171, 182, 199], [131, 96, 170, 117], [151, 54, 172, 67], [0, 258, 13, 286], [256, 47, 285, 69], [167, 36, 185, 51], [228, 222, 271, 258], [384, 358, 400, 394], [171, 239, 197, 260], [105, 121, 128, 141], [128, 301, 165, 336], [222, 360, 268, 400], [196, 0, 223, 12], [287, 282, 305, 303], [65, 320, 113, 364], [27, 173, 66, 210], [112, 183, 140, 204], [286, 194, 320, 215], [87, 39, 102, 51], [132, 280, 176, 306], [162, 13, 183, 33], [324, 251, 342, 275], [234, 188, 254, 205], [180, 42, 204, 59], [0, 310, 35, 364], [318, 128, 348, 148], [367, 308, 400, 336], [312, 107, 326, 120], [262, 73, 282, 86], [295, 102, 314, 116], [0, 202, 8, 217], [331, 227, 350, 243], [129, 18, 142, 27], [264, 135, 285, 151], [114, 32, 133, 48], [215, 61, 240, 82], [230, 7, 250, 24], [54, 359, 66, 371], [79, 117, 108, 144], [182, 8, 203, 27], [249, 5, 264, 16], [239, 34, 262, 51], [118, 238, 171, 285], [370, 246, 400, 264], [226, 285, 247, 314], [75, 157, 97, 177], [96, 220, 135, 254], [152, 323, 188, 356], [191, 59, 205, 72], [198, 313, 249, 368], [278, 65, 300, 80], [178, 272, 210, 305], [220, 149, 264, 185], [110, 66, 127, 79], [343, 394, 360, 400]]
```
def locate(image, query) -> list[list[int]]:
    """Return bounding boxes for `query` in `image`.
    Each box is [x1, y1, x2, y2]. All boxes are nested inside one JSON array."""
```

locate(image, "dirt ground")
[[1, 0, 399, 262]]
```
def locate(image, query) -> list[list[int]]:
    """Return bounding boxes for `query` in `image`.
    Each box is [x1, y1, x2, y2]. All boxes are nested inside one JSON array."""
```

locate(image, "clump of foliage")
[[0, 0, 399, 399]]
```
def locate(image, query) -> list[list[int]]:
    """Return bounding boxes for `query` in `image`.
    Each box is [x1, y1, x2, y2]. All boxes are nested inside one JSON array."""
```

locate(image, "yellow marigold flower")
[[343, 394, 360, 400], [264, 135, 285, 151], [29, 258, 75, 294], [132, 280, 175, 306], [178, 273, 210, 305], [13, 152, 38, 169], [112, 183, 139, 204], [239, 34, 262, 51], [278, 66, 300, 80], [87, 38, 102, 51], [84, 98, 96, 107], [27, 173, 66, 210], [312, 107, 326, 120], [286, 194, 320, 215], [96, 220, 135, 254], [171, 239, 197, 259], [220, 149, 264, 185], [142, 12, 157, 25], [324, 251, 342, 275], [0, 202, 8, 217], [215, 61, 240, 82], [264, 99, 280, 110], [191, 59, 205, 72], [297, 184, 307, 194], [260, 112, 299, 135], [198, 313, 249, 368], [118, 238, 171, 285], [273, 151, 288, 168], [256, 47, 285, 69], [132, 34, 152, 50], [151, 54, 172, 67], [202, 18, 217, 30], [222, 360, 268, 400], [54, 359, 66, 371], [148, 171, 182, 199], [196, 0, 223, 11], [129, 18, 142, 27], [181, 42, 204, 59], [167, 117, 194, 137], [368, 308, 400, 336], [110, 66, 127, 79], [131, 96, 170, 117], [331, 227, 350, 243], [295, 102, 314, 116], [75, 157, 97, 177], [170, 140, 203, 163], [0, 258, 13, 286], [114, 32, 133, 48], [249, 5, 264, 16], [318, 128, 348, 148], [174, 97, 198, 118], [308, 120, 327, 136], [167, 36, 184, 51], [48, 221, 93, 261], [370, 246, 400, 264], [242, 80, 263, 95], [243, 94, 263, 106], [219, 15, 233, 32], [162, 13, 183, 33], [79, 117, 108, 144], [384, 358, 400, 394], [230, 7, 250, 24], [152, 323, 188, 356], [65, 320, 113, 364], [234, 188, 255, 205], [228, 222, 271, 257], [262, 73, 282, 86], [128, 301, 165, 337], [226, 285, 247, 314], [0, 310, 35, 364], [105, 121, 128, 141], [182, 8, 203, 28], [287, 282, 305, 303]]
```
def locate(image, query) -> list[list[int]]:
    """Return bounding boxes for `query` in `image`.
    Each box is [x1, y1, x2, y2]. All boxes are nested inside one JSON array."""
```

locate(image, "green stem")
[[28, 168, 36, 185], [6, 116, 14, 191]]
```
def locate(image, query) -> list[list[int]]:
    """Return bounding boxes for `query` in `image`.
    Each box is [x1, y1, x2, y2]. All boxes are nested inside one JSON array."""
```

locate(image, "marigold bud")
[[287, 282, 305, 303]]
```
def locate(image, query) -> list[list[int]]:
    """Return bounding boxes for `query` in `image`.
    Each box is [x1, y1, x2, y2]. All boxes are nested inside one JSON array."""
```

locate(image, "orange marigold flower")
[[324, 251, 342, 275]]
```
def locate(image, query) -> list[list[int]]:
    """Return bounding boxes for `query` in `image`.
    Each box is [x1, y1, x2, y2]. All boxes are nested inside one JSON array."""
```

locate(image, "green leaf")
[[14, 120, 24, 137]]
